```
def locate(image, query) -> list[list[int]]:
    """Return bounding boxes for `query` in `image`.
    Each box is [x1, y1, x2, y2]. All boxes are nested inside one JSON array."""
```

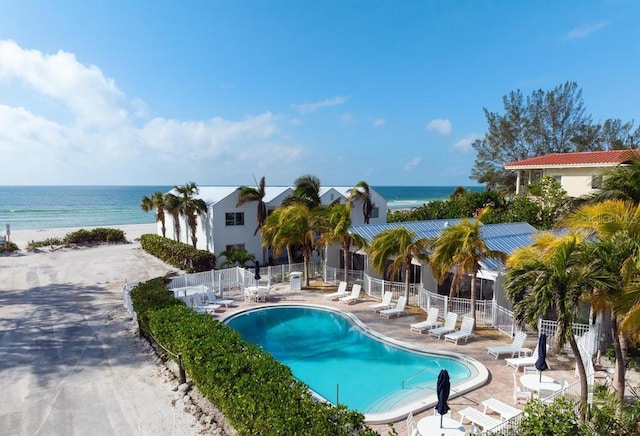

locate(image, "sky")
[[0, 1, 639, 187]]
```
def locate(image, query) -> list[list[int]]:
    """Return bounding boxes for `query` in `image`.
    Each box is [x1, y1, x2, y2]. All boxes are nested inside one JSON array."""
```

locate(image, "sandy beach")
[[0, 223, 223, 435]]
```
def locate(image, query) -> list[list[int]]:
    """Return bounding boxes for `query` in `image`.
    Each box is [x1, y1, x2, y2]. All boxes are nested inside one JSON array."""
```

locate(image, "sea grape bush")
[[131, 278, 377, 436], [140, 234, 216, 272]]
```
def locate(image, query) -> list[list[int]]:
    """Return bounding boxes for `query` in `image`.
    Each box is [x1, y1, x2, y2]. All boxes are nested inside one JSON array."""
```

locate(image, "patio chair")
[[323, 281, 349, 300], [428, 312, 458, 339], [409, 307, 441, 333], [380, 296, 407, 318], [405, 411, 418, 436], [458, 407, 502, 432], [205, 288, 234, 308], [339, 284, 362, 304], [487, 331, 529, 359], [189, 293, 221, 314], [506, 343, 550, 371], [444, 316, 475, 344], [367, 291, 393, 312], [481, 398, 521, 420], [513, 373, 532, 405]]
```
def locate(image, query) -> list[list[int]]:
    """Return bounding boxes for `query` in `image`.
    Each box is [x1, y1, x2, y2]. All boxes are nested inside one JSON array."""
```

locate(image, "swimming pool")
[[224, 305, 488, 423]]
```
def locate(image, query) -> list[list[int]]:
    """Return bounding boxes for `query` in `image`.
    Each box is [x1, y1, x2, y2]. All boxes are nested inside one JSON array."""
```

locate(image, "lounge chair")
[[205, 288, 235, 308], [505, 343, 550, 371], [367, 291, 393, 312], [487, 331, 529, 359], [444, 316, 475, 345], [380, 296, 407, 318], [189, 293, 221, 314], [409, 307, 440, 333], [481, 398, 521, 420], [339, 284, 362, 304], [323, 281, 348, 300], [458, 407, 502, 432], [428, 312, 458, 339]]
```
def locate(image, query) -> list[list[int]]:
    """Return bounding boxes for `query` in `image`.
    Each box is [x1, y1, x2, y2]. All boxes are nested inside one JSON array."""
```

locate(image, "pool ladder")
[[402, 367, 438, 389]]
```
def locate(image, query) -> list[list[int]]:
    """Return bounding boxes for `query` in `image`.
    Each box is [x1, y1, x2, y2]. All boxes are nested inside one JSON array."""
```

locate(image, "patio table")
[[417, 415, 465, 435]]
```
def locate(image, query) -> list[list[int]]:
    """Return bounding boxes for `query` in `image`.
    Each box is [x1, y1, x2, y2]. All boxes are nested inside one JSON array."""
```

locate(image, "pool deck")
[[219, 283, 580, 435]]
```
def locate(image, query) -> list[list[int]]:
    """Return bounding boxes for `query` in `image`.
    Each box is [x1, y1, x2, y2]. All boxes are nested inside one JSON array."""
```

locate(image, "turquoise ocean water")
[[0, 185, 483, 231]]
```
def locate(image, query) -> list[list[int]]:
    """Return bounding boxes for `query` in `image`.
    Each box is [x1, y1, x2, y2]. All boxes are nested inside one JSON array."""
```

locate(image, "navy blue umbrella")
[[535, 333, 549, 382], [436, 369, 451, 428], [254, 260, 261, 281]]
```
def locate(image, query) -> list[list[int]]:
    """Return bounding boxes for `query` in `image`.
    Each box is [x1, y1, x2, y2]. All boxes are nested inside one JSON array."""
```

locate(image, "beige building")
[[504, 150, 640, 197]]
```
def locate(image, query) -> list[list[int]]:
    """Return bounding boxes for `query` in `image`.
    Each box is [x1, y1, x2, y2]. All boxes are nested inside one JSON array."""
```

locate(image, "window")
[[225, 244, 245, 251], [553, 175, 562, 184], [371, 207, 379, 219], [591, 175, 603, 189], [225, 212, 244, 226]]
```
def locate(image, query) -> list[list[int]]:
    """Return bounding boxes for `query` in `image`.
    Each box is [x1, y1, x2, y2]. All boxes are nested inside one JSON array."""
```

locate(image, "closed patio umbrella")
[[254, 260, 261, 282], [436, 369, 451, 428], [535, 333, 549, 382]]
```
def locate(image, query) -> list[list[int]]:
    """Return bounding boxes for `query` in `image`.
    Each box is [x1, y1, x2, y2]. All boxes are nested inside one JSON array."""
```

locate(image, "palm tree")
[[349, 181, 375, 224], [140, 191, 167, 237], [505, 231, 610, 421], [237, 176, 267, 236], [317, 204, 367, 283], [368, 226, 429, 302], [174, 182, 208, 248], [429, 207, 506, 327], [587, 157, 640, 204], [261, 208, 293, 268], [565, 199, 640, 401], [164, 193, 181, 242], [282, 174, 321, 209], [219, 246, 256, 268]]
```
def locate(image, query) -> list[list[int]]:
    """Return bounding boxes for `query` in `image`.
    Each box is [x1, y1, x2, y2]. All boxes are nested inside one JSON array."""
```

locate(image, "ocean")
[[0, 185, 483, 231]]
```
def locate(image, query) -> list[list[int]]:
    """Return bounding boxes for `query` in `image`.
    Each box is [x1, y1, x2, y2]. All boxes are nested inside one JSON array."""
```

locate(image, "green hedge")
[[140, 234, 216, 273], [130, 278, 376, 436]]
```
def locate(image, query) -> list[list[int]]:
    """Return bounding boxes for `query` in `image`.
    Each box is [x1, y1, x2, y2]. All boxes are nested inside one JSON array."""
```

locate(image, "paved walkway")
[[218, 283, 580, 435]]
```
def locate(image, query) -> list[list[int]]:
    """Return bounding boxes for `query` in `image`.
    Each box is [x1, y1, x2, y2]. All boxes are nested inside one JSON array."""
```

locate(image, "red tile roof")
[[504, 150, 640, 168]]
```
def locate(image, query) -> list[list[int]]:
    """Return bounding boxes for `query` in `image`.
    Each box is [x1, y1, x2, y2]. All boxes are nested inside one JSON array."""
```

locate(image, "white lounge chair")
[[428, 312, 458, 339], [323, 281, 349, 300], [487, 331, 529, 359], [505, 343, 550, 371], [444, 316, 475, 345], [205, 288, 234, 308], [481, 398, 521, 420], [458, 406, 502, 432], [409, 307, 441, 333], [380, 296, 407, 318], [189, 293, 221, 314], [339, 284, 362, 304], [367, 291, 393, 312]]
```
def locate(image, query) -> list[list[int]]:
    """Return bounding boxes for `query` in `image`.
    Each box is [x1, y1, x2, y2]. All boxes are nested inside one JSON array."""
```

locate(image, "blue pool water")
[[225, 306, 475, 416]]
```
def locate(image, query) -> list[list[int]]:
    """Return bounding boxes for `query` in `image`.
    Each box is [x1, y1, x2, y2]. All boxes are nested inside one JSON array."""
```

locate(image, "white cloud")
[[425, 118, 452, 136], [564, 22, 607, 40], [372, 117, 386, 129], [452, 133, 483, 153], [403, 156, 422, 172], [0, 40, 303, 184], [292, 96, 348, 113]]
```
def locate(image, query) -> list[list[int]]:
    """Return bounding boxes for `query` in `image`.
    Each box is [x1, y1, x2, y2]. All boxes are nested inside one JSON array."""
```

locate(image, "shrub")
[[133, 277, 376, 435], [140, 234, 216, 272], [509, 396, 584, 436], [0, 241, 19, 253]]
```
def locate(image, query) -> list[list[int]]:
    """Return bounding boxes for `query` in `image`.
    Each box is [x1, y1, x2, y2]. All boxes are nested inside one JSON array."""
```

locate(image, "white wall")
[[542, 167, 602, 197]]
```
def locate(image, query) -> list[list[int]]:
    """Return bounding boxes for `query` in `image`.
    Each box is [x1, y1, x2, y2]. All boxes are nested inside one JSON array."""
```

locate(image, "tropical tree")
[[174, 182, 208, 248], [164, 193, 181, 242], [282, 174, 321, 209], [565, 199, 640, 400], [317, 204, 367, 283], [587, 157, 640, 204], [140, 191, 167, 237], [237, 176, 268, 236], [368, 227, 429, 301], [219, 246, 256, 268], [348, 181, 375, 224], [505, 231, 610, 421], [261, 208, 293, 268], [429, 207, 506, 327]]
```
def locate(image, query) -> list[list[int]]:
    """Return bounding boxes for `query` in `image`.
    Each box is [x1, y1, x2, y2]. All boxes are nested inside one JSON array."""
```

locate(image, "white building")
[[161, 185, 387, 265], [504, 149, 640, 197]]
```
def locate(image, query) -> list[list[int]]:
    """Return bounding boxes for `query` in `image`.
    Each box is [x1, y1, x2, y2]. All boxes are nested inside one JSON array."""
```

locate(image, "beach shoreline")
[[6, 222, 157, 249]]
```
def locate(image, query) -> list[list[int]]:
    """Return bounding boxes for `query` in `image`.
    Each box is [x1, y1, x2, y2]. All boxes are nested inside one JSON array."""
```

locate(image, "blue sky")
[[0, 1, 638, 187]]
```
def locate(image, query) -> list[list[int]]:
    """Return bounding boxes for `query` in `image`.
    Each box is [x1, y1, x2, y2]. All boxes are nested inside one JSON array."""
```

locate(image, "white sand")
[[0, 223, 228, 435], [8, 223, 157, 248]]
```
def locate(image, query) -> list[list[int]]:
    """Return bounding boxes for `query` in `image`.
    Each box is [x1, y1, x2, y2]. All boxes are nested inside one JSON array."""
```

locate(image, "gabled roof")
[[504, 150, 640, 169], [349, 219, 538, 272]]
